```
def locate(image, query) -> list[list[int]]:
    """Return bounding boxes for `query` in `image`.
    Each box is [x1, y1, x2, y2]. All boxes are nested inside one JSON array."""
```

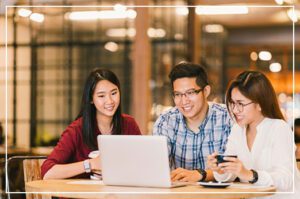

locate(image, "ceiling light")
[[258, 51, 272, 61], [66, 11, 98, 20], [114, 4, 127, 12], [97, 10, 126, 19], [104, 42, 119, 52], [287, 8, 300, 22], [106, 28, 166, 38], [147, 28, 166, 38], [274, 0, 284, 5], [269, 62, 282, 73], [18, 8, 32, 17], [196, 6, 248, 15], [126, 10, 137, 19], [66, 9, 137, 21], [174, 33, 183, 40], [106, 28, 136, 37], [203, 24, 224, 33], [29, 13, 44, 23], [175, 7, 189, 16], [250, 52, 258, 61], [284, 0, 295, 4]]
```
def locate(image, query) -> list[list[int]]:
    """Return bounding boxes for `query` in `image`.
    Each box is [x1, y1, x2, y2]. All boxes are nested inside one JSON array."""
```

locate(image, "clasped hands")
[[89, 153, 102, 174]]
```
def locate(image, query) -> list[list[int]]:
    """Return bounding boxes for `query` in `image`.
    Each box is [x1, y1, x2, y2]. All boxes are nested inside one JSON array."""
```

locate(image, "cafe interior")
[[0, 0, 300, 198]]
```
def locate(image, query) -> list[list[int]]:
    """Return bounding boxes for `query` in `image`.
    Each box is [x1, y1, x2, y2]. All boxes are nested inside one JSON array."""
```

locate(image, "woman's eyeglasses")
[[230, 101, 253, 112]]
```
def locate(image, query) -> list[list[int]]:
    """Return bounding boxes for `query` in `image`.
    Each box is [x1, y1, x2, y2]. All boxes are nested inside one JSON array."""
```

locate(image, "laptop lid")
[[98, 135, 173, 188]]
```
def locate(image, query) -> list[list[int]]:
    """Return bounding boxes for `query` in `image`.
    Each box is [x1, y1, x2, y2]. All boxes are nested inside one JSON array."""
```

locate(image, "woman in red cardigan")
[[42, 68, 141, 179]]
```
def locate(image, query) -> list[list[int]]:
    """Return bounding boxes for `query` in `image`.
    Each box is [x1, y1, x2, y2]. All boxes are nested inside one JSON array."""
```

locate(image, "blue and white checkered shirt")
[[153, 102, 232, 170]]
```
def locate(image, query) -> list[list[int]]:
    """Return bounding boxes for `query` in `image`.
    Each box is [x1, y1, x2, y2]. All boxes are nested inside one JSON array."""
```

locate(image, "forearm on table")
[[43, 161, 85, 180], [205, 170, 214, 181]]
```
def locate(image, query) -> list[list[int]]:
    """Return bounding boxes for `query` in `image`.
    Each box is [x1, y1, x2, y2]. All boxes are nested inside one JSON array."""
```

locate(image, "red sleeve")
[[41, 125, 78, 178]]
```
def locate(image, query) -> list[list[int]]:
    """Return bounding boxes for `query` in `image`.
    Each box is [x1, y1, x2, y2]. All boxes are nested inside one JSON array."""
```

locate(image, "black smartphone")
[[216, 155, 237, 164]]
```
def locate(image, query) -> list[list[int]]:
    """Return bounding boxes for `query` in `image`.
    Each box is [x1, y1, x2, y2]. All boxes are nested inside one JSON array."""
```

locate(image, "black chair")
[[6, 156, 47, 199], [0, 158, 6, 198]]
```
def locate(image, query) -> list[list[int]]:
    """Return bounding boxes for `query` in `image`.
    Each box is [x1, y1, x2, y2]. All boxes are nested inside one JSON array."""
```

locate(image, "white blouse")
[[214, 118, 300, 198]]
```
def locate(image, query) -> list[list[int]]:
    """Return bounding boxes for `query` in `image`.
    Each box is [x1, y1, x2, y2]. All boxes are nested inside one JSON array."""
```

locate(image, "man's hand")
[[170, 167, 201, 182]]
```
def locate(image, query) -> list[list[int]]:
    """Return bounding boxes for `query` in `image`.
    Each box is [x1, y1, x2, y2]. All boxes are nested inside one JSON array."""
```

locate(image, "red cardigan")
[[41, 114, 141, 178]]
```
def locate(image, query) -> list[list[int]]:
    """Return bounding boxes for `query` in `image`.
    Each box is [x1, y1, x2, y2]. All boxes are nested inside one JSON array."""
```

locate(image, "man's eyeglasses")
[[229, 101, 253, 112], [172, 88, 203, 100]]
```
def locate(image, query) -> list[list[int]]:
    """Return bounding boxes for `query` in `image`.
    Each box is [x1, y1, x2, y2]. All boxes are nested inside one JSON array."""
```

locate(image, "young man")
[[153, 62, 232, 182]]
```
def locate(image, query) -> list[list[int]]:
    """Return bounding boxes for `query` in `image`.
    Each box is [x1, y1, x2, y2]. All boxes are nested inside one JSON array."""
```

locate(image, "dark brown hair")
[[168, 62, 209, 89], [225, 71, 284, 120]]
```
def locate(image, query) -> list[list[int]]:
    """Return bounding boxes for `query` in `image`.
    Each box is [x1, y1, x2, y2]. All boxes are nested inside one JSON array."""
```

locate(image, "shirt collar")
[[239, 117, 268, 131], [198, 102, 213, 130], [177, 102, 213, 132], [256, 117, 268, 131]]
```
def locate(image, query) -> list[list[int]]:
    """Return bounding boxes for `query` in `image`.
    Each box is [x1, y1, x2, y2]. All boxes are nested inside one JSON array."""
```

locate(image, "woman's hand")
[[218, 156, 253, 181], [207, 152, 223, 174], [90, 156, 101, 173]]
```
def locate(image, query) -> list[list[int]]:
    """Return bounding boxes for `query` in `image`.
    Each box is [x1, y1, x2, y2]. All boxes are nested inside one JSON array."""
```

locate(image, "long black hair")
[[77, 68, 122, 150]]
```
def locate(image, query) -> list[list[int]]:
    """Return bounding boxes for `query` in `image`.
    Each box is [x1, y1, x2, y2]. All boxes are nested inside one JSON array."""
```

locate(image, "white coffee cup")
[[88, 150, 100, 159]]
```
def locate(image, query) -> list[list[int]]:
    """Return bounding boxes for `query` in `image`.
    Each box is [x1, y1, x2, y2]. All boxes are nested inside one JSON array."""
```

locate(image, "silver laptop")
[[97, 135, 188, 188]]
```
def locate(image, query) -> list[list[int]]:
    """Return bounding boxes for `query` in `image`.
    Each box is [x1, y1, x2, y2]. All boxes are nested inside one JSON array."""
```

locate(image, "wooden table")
[[26, 179, 276, 199]]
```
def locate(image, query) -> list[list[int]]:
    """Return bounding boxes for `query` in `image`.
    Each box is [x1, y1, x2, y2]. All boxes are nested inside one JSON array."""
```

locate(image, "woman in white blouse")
[[207, 71, 299, 198]]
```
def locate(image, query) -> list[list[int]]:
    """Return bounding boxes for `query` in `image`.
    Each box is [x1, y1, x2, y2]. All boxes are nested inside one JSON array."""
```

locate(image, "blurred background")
[[0, 0, 299, 154]]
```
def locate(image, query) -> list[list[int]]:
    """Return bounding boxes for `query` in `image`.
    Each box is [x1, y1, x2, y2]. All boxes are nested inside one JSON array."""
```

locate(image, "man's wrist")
[[197, 169, 207, 182]]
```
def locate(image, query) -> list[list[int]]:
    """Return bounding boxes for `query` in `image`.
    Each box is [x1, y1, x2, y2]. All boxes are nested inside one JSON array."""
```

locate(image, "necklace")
[[98, 124, 113, 135]]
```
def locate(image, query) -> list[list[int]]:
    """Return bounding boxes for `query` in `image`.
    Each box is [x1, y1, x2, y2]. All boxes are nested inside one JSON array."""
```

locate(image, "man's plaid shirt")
[[153, 102, 232, 170]]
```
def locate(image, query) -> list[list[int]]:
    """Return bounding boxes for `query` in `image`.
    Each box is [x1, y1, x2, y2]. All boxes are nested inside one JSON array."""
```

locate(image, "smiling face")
[[173, 77, 210, 122], [230, 87, 263, 127], [92, 80, 120, 119]]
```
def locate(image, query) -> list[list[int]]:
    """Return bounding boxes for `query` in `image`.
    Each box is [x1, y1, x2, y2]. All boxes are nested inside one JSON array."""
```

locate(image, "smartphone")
[[216, 155, 237, 164]]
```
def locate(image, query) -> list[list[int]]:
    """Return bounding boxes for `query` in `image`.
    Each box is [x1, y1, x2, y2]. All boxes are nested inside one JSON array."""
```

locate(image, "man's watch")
[[197, 168, 207, 182], [83, 160, 91, 173], [249, 169, 258, 184]]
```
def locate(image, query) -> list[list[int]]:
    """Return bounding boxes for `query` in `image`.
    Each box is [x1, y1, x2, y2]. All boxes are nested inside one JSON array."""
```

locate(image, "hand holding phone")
[[216, 155, 237, 164]]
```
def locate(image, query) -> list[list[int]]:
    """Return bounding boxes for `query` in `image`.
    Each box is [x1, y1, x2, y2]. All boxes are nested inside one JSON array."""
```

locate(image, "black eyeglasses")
[[229, 101, 253, 112], [172, 88, 203, 100]]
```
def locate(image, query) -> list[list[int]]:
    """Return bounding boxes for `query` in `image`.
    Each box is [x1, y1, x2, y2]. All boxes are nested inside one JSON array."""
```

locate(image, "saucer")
[[198, 181, 232, 188], [88, 150, 100, 158], [90, 173, 102, 180]]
